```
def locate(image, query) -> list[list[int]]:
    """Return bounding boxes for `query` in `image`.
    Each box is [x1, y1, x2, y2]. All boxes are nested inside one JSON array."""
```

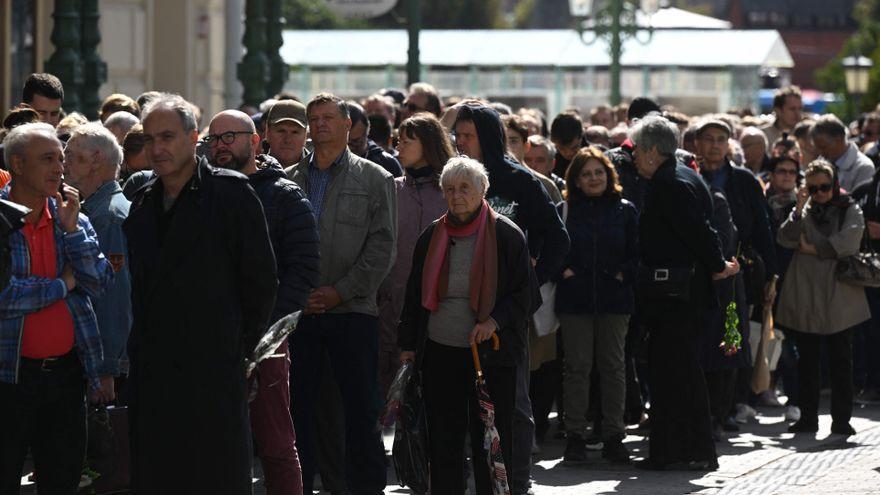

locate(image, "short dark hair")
[[3, 106, 40, 130], [368, 114, 392, 144], [100, 93, 140, 121], [274, 90, 300, 101], [627, 97, 661, 121], [793, 119, 815, 140], [550, 111, 583, 144], [306, 93, 349, 119], [810, 114, 847, 140], [502, 114, 529, 142], [773, 85, 802, 110], [345, 100, 368, 127], [22, 73, 64, 103], [136, 91, 162, 110], [564, 146, 622, 199]]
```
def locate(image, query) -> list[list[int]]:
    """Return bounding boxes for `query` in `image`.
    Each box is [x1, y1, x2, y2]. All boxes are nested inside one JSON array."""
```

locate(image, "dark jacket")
[[639, 157, 725, 312], [555, 192, 638, 315], [457, 105, 569, 287], [367, 139, 403, 177], [398, 215, 535, 368], [703, 162, 778, 281], [123, 157, 278, 493], [249, 154, 321, 321], [852, 169, 880, 252], [606, 140, 646, 212]]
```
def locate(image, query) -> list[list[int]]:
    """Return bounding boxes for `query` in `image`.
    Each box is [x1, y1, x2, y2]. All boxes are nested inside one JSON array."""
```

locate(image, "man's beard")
[[214, 150, 250, 171]]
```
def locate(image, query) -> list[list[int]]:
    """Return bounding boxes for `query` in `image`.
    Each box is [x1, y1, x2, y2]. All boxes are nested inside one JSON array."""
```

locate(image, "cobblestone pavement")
[[18, 397, 880, 494]]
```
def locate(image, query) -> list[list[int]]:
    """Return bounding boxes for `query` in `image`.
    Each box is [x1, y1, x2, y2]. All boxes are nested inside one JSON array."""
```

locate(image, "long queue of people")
[[1, 73, 879, 495]]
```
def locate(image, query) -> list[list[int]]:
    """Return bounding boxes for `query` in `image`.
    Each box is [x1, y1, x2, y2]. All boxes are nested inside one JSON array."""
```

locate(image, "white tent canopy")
[[280, 29, 793, 69]]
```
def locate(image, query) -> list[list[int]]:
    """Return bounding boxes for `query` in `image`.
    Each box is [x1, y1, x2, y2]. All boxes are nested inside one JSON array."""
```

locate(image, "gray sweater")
[[428, 235, 476, 348]]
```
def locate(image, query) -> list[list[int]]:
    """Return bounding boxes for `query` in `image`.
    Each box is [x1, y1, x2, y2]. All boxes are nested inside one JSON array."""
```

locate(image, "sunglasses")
[[807, 184, 833, 194]]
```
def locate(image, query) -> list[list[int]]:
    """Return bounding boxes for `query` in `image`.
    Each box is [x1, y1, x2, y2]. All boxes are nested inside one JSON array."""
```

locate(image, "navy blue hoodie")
[[455, 105, 570, 287]]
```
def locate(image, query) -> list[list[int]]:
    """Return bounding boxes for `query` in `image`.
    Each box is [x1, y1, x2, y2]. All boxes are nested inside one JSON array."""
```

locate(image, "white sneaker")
[[734, 403, 757, 424], [785, 405, 801, 422]]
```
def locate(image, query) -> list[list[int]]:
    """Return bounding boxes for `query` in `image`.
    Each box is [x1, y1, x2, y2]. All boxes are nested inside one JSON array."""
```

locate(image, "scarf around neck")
[[421, 199, 498, 323]]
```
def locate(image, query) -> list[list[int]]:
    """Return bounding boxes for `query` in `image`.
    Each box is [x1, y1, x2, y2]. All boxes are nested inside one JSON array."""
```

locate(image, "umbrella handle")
[[470, 333, 500, 380]]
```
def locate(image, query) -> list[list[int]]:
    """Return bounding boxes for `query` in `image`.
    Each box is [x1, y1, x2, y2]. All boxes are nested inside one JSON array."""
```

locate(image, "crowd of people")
[[1, 71, 879, 495]]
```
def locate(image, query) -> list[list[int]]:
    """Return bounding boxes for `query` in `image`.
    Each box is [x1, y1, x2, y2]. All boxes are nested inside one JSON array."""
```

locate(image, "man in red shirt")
[[0, 122, 114, 494]]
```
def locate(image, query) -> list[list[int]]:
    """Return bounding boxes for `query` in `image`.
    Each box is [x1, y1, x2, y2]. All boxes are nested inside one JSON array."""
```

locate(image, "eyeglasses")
[[774, 168, 798, 176], [203, 131, 252, 145], [807, 184, 833, 194]]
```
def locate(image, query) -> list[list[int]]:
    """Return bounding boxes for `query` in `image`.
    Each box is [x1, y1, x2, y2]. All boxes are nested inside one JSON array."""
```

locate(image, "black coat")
[[397, 215, 536, 368], [249, 155, 320, 321], [639, 157, 725, 313], [555, 192, 639, 315], [367, 140, 403, 177], [124, 158, 278, 494]]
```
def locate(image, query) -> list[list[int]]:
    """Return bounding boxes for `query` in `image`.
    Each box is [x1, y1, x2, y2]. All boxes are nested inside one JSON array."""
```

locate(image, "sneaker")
[[584, 432, 604, 451], [734, 403, 757, 424], [757, 390, 783, 407], [784, 405, 801, 422], [855, 389, 880, 405], [602, 439, 631, 463], [830, 421, 856, 436], [787, 419, 818, 433], [563, 434, 588, 464]]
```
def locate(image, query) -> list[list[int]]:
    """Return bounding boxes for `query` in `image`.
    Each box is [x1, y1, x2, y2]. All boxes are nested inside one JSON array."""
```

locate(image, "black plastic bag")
[[391, 362, 429, 494]]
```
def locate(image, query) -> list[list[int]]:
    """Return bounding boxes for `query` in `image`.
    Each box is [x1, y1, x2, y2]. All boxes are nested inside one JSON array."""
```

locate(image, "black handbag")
[[738, 246, 766, 305], [836, 229, 880, 287], [391, 364, 429, 494], [637, 265, 695, 302]]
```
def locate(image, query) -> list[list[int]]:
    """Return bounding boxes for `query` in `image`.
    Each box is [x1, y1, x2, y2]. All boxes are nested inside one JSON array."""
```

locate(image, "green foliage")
[[816, 0, 880, 115], [282, 0, 367, 29], [282, 0, 509, 30]]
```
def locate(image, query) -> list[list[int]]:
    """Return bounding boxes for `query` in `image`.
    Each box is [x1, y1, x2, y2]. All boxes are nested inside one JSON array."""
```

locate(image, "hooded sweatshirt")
[[455, 105, 570, 287]]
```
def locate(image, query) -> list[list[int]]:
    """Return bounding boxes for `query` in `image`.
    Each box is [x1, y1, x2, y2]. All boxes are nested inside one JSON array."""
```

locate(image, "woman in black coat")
[[397, 156, 535, 495], [628, 115, 739, 471], [555, 146, 638, 464]]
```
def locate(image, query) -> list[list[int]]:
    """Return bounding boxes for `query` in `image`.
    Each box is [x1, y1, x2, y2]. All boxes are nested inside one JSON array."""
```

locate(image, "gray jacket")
[[776, 201, 870, 335], [834, 142, 875, 192], [286, 148, 397, 316]]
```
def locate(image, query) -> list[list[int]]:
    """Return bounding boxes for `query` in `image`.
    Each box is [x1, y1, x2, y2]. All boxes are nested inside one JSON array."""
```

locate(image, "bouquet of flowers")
[[720, 299, 742, 356]]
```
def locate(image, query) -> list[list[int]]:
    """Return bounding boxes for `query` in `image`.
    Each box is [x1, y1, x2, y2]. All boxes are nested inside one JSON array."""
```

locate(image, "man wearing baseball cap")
[[265, 100, 309, 168]]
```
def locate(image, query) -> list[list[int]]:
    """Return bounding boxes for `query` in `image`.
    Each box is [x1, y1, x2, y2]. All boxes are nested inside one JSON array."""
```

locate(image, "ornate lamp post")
[[80, 0, 107, 120], [265, 0, 288, 98], [568, 0, 660, 105], [843, 54, 874, 116], [44, 0, 84, 113], [406, 0, 422, 86], [238, 0, 271, 108]]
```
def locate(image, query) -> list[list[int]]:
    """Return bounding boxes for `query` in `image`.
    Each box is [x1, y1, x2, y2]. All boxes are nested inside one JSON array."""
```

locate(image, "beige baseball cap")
[[266, 100, 307, 128]]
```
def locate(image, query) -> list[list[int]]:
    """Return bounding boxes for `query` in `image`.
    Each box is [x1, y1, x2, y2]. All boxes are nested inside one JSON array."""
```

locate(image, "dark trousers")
[[853, 287, 880, 392], [646, 306, 717, 465], [529, 358, 561, 439], [778, 334, 799, 406], [290, 313, 386, 495], [251, 340, 303, 495], [704, 369, 737, 424], [422, 340, 516, 495], [0, 355, 86, 495], [792, 328, 854, 426]]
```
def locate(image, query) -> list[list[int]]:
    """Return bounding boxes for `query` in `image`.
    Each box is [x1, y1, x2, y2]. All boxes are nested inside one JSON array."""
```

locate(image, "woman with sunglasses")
[[776, 160, 870, 436]]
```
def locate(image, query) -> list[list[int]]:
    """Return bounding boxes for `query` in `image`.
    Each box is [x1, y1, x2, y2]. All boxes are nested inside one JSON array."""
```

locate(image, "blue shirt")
[[307, 151, 344, 221], [82, 180, 132, 376]]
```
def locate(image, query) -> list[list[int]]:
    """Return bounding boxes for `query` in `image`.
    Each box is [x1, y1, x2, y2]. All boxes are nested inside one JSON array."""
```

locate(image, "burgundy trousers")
[[250, 340, 303, 495]]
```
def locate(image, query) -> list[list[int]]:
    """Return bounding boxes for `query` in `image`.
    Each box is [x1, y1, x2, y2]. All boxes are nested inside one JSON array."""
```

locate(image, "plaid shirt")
[[0, 190, 114, 390]]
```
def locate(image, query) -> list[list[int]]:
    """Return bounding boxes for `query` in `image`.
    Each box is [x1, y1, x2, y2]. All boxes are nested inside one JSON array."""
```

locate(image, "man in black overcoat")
[[123, 94, 278, 494]]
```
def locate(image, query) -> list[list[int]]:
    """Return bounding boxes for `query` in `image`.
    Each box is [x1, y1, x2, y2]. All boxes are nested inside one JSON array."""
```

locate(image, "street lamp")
[[842, 54, 873, 114], [569, 0, 661, 105]]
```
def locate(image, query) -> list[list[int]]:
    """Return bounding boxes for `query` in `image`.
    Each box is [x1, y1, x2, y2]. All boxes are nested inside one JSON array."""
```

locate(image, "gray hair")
[[141, 93, 198, 133], [739, 126, 768, 150], [104, 111, 139, 134], [440, 156, 490, 196], [628, 115, 680, 157], [67, 123, 124, 170], [810, 114, 847, 140], [3, 122, 58, 167], [527, 134, 556, 158]]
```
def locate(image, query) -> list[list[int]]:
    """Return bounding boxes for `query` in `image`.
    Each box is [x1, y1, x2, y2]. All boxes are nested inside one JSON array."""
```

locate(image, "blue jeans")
[[290, 313, 386, 495], [0, 353, 87, 495]]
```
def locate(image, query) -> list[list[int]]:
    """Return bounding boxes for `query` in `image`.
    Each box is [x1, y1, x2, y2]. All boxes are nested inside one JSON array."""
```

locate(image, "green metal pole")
[[406, 0, 421, 86], [79, 0, 106, 120], [44, 0, 84, 114], [609, 0, 622, 106], [265, 0, 288, 97], [238, 0, 270, 107]]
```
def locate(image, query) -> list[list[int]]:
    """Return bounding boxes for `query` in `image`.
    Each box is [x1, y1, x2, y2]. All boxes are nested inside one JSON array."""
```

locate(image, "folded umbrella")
[[471, 333, 511, 495]]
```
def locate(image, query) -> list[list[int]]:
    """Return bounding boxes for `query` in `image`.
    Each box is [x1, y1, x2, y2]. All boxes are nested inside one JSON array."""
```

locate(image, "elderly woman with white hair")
[[398, 156, 534, 494]]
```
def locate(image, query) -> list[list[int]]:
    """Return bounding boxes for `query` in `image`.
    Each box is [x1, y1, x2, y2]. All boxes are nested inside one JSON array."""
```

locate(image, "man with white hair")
[[740, 126, 770, 178], [64, 123, 132, 402], [0, 122, 114, 493], [103, 110, 140, 145]]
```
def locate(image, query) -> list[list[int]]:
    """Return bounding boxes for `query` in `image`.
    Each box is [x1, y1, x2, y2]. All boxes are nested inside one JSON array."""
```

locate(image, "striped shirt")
[[307, 151, 343, 221]]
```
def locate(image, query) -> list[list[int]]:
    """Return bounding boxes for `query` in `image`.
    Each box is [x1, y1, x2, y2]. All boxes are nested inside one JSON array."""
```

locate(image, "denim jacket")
[[82, 181, 132, 376], [0, 189, 115, 390]]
